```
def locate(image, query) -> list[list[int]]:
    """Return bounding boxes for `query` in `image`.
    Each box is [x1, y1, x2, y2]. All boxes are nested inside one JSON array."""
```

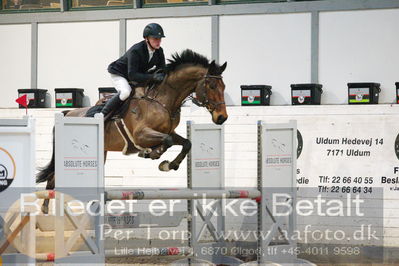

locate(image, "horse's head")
[[194, 60, 228, 125]]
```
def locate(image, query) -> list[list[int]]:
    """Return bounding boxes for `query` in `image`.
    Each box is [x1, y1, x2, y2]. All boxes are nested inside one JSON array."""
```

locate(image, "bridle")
[[191, 74, 225, 113]]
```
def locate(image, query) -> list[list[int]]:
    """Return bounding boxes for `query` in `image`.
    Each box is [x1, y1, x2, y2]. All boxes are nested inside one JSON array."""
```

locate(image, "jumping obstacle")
[[0, 114, 105, 264], [256, 121, 297, 264], [106, 189, 261, 200], [53, 113, 105, 264], [46, 115, 298, 265], [0, 114, 300, 265]]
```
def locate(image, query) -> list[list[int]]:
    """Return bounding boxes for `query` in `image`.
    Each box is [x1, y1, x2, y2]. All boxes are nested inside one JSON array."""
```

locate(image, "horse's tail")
[[36, 126, 55, 184]]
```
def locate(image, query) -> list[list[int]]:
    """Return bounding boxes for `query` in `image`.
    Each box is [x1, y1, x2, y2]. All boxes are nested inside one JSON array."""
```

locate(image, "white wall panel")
[[0, 24, 31, 108], [38, 21, 119, 107], [126, 17, 212, 64], [3, 10, 398, 108], [319, 9, 399, 104], [220, 13, 311, 105]]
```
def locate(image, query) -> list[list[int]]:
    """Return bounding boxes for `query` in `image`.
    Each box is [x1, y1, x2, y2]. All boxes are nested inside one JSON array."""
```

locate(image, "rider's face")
[[147, 37, 162, 50]]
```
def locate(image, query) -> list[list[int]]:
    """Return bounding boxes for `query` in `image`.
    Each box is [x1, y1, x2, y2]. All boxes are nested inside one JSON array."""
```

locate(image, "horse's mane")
[[165, 49, 209, 74]]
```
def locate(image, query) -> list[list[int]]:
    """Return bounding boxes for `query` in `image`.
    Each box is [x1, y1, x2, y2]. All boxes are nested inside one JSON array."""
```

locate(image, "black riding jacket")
[[107, 40, 166, 84]]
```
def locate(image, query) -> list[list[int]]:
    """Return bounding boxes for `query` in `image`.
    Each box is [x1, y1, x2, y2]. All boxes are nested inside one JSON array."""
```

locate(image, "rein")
[[139, 79, 177, 134]]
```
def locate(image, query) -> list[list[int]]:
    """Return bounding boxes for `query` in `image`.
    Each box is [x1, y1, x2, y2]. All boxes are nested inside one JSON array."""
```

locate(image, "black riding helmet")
[[143, 23, 165, 39]]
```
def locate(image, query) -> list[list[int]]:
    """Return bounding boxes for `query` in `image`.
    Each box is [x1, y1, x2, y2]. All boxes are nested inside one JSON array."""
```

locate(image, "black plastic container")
[[347, 83, 380, 104], [291, 83, 323, 105], [396, 82, 399, 104], [98, 87, 117, 99], [240, 85, 272, 106], [54, 88, 84, 108], [17, 89, 47, 108]]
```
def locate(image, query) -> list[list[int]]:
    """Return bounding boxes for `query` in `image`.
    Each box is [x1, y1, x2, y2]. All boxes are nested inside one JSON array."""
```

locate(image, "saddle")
[[85, 83, 158, 156], [86, 86, 147, 120]]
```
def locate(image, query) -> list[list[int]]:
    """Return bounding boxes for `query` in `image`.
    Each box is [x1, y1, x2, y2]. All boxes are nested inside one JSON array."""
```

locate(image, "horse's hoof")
[[138, 148, 152, 158], [169, 162, 179, 171], [150, 153, 161, 160], [138, 151, 148, 158], [159, 161, 170, 171]]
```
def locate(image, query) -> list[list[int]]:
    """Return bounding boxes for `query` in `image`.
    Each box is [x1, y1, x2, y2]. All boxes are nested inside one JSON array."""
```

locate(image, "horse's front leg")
[[158, 132, 191, 172], [134, 127, 173, 160]]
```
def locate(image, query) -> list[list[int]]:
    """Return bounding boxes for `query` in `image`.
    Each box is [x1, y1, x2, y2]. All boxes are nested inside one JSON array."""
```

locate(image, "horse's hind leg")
[[159, 133, 191, 171]]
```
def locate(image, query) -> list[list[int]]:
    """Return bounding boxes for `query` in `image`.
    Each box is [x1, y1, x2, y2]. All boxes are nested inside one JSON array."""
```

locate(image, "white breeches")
[[110, 73, 132, 101]]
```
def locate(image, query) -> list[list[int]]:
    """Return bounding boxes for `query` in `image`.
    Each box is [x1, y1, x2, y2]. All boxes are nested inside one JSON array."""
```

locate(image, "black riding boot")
[[101, 93, 123, 117]]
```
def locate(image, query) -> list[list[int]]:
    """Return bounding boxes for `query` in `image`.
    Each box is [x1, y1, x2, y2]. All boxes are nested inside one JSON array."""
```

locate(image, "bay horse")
[[36, 49, 228, 212]]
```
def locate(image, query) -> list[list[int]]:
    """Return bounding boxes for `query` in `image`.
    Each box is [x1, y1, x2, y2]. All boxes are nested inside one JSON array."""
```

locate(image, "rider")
[[101, 23, 166, 117]]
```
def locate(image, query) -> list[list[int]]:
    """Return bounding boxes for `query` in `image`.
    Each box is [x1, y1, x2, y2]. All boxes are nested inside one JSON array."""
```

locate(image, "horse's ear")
[[220, 62, 227, 73], [208, 60, 217, 74]]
